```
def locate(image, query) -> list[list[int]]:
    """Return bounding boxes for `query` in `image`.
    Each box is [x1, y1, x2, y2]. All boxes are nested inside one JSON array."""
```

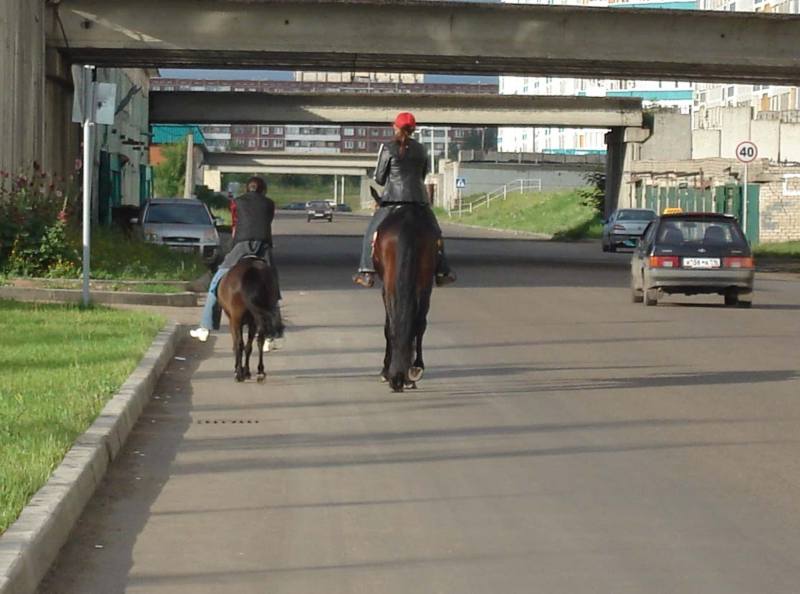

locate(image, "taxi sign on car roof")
[[662, 207, 683, 215]]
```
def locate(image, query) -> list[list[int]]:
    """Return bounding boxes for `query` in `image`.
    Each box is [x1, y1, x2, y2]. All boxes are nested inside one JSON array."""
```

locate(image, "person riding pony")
[[190, 176, 283, 342], [353, 112, 456, 289]]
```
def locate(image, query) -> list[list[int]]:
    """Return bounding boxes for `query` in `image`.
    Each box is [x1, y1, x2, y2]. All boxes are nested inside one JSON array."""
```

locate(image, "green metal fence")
[[634, 184, 759, 243]]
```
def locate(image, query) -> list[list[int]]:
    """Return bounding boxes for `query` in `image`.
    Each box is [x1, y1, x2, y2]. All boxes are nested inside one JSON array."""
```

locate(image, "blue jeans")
[[200, 267, 227, 330]]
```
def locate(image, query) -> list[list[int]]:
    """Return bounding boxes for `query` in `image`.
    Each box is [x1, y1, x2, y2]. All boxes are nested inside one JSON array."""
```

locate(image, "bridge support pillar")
[[203, 168, 222, 193], [605, 127, 650, 217]]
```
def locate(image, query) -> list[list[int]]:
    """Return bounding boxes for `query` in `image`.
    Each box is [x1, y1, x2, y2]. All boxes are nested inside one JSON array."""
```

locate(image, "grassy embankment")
[[0, 300, 164, 534], [753, 241, 800, 258], [445, 188, 603, 240]]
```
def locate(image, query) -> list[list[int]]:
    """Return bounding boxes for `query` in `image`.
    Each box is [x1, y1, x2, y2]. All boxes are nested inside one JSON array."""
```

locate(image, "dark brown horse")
[[217, 257, 283, 382], [373, 204, 438, 392]]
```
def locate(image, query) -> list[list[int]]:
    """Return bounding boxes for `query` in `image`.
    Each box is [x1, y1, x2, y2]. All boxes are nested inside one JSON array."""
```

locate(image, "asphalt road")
[[40, 212, 800, 593]]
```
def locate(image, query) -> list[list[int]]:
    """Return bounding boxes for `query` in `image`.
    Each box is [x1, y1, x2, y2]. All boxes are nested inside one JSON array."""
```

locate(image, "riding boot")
[[435, 240, 457, 286]]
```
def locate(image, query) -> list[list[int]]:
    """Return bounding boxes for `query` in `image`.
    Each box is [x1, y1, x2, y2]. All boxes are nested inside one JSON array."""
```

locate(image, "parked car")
[[630, 212, 754, 307], [602, 208, 656, 252], [134, 198, 221, 264], [280, 201, 308, 211], [306, 200, 333, 222], [334, 203, 352, 213]]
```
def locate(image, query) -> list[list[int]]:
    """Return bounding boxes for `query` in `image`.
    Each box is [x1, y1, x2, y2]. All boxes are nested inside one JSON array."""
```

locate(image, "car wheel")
[[608, 242, 616, 253], [602, 240, 609, 252], [724, 290, 739, 307], [644, 280, 658, 306]]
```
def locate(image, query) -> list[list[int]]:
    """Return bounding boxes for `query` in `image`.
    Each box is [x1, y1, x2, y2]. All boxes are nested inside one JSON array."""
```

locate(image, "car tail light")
[[650, 256, 680, 268], [613, 224, 626, 231], [723, 256, 754, 269]]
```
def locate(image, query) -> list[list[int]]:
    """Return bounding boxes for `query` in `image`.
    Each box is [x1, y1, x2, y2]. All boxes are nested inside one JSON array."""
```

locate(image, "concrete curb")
[[0, 287, 198, 307], [439, 219, 553, 240], [0, 322, 184, 594]]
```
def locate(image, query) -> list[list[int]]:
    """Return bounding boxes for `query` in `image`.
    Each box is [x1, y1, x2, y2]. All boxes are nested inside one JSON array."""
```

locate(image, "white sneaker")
[[190, 327, 210, 342]]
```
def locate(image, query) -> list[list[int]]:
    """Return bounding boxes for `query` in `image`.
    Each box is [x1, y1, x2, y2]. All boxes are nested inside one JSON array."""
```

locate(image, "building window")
[[358, 141, 366, 149], [273, 139, 283, 148], [343, 128, 354, 136], [261, 126, 270, 135], [248, 140, 256, 148], [344, 140, 355, 149], [358, 128, 367, 136], [454, 129, 464, 138], [370, 129, 380, 136], [261, 139, 269, 148], [273, 127, 283, 135]]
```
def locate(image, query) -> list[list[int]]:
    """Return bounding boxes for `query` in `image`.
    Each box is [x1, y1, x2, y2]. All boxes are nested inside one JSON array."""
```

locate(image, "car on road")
[[602, 208, 656, 252], [306, 200, 333, 222], [280, 201, 307, 211], [135, 198, 221, 264], [334, 203, 352, 213], [630, 212, 754, 307]]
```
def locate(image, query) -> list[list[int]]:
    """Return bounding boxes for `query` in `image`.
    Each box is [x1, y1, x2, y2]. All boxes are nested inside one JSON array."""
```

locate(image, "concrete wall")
[[640, 112, 691, 162], [692, 129, 721, 159], [779, 123, 800, 163], [758, 168, 800, 243], [751, 119, 780, 162], [1, 0, 46, 174], [720, 107, 752, 159]]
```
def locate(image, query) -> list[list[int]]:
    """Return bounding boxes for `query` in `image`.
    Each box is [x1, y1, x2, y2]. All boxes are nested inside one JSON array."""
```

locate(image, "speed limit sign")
[[736, 141, 758, 163]]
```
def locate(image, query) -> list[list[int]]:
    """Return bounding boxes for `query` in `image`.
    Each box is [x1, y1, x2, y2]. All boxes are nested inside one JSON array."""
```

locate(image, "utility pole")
[[183, 133, 194, 198]]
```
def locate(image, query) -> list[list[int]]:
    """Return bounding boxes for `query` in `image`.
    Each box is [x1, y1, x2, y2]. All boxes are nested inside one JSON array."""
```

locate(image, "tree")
[[153, 140, 186, 197]]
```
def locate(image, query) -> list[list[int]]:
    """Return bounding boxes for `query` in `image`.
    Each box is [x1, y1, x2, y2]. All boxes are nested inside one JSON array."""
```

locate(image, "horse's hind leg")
[[243, 319, 254, 380], [408, 293, 431, 383], [256, 332, 266, 384], [230, 314, 246, 382], [381, 311, 391, 383]]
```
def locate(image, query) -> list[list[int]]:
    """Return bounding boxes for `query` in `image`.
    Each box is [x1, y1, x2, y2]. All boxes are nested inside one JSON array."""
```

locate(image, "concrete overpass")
[[201, 151, 376, 191], [150, 92, 644, 128], [49, 0, 800, 85]]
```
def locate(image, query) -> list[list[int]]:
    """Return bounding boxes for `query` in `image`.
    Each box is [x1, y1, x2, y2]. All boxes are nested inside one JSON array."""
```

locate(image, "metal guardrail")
[[452, 178, 542, 216]]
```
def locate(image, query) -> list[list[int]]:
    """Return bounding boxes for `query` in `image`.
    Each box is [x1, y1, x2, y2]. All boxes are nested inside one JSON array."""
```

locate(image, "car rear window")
[[145, 204, 211, 225], [617, 210, 656, 221], [308, 202, 329, 209], [656, 219, 746, 246]]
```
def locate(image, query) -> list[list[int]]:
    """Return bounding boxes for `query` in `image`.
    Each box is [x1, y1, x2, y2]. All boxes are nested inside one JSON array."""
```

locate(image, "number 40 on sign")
[[736, 141, 758, 163]]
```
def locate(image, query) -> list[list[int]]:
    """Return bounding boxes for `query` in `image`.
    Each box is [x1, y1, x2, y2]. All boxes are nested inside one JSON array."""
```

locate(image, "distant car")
[[602, 208, 656, 252], [334, 203, 352, 213], [135, 198, 221, 264], [630, 212, 754, 307], [306, 200, 333, 222], [281, 201, 307, 211]]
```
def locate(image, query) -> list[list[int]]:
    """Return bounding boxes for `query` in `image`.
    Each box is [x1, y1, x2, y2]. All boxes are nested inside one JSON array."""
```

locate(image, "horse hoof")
[[408, 366, 424, 382], [244, 370, 252, 380], [380, 374, 388, 383], [234, 374, 245, 383], [256, 373, 266, 384], [404, 381, 417, 390]]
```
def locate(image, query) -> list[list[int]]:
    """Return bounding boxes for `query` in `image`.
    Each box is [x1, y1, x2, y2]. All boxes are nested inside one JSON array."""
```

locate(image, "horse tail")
[[386, 219, 419, 391], [241, 262, 282, 337]]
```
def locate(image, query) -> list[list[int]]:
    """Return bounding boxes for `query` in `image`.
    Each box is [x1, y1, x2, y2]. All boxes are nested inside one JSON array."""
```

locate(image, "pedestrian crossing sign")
[[456, 178, 466, 189]]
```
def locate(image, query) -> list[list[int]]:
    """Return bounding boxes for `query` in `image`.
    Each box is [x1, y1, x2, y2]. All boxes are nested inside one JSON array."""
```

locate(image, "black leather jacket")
[[373, 138, 430, 204], [233, 192, 275, 246]]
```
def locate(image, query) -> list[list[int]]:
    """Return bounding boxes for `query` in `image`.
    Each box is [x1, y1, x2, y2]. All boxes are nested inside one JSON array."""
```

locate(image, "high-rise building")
[[498, 0, 695, 154]]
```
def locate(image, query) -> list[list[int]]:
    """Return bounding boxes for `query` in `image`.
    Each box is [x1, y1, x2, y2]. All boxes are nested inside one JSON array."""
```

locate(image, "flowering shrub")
[[0, 163, 79, 276]]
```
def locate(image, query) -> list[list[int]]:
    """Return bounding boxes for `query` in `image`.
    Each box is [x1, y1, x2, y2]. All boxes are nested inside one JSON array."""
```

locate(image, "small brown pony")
[[373, 204, 438, 392], [217, 257, 283, 382]]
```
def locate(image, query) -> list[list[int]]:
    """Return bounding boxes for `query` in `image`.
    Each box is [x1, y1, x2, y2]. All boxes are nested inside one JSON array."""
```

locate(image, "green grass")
[[447, 189, 602, 240], [753, 241, 800, 258], [0, 300, 164, 534], [82, 227, 206, 281], [34, 280, 186, 294]]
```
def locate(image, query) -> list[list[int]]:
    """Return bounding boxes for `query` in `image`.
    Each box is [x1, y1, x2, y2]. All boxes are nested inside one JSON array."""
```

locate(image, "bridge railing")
[[452, 178, 542, 216]]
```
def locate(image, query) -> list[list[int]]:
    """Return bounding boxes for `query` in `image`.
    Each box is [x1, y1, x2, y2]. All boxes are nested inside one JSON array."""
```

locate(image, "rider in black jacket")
[[353, 112, 456, 288]]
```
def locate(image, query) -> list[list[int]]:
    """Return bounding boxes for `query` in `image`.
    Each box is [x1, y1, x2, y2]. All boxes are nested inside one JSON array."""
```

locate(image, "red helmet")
[[394, 112, 416, 131]]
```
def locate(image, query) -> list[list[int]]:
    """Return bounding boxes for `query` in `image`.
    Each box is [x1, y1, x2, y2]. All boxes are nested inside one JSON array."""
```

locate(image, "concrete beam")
[[49, 0, 800, 84], [204, 151, 376, 169], [151, 92, 643, 128], [204, 166, 370, 176]]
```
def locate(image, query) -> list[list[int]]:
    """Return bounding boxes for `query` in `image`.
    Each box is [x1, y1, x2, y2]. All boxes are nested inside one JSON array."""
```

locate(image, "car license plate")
[[683, 257, 720, 269]]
